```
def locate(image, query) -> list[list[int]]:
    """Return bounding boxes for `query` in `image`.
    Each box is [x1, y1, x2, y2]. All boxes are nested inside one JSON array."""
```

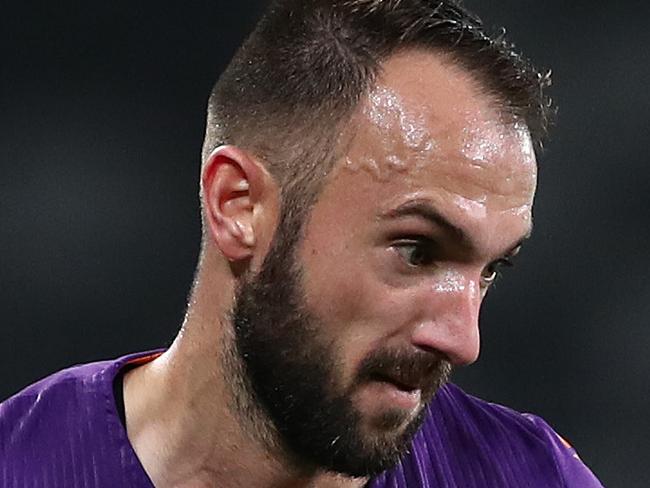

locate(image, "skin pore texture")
[[122, 50, 537, 488]]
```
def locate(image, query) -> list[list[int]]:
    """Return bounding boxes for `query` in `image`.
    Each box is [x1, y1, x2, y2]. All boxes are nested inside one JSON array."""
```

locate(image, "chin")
[[330, 406, 428, 478], [350, 392, 427, 454], [371, 404, 423, 430]]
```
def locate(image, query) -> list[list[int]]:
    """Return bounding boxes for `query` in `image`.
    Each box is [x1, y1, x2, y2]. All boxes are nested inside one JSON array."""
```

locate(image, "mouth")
[[370, 372, 421, 393], [364, 373, 423, 414], [355, 349, 450, 417]]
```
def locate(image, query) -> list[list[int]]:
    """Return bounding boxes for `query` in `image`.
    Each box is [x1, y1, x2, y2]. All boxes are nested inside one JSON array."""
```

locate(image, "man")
[[0, 0, 604, 487]]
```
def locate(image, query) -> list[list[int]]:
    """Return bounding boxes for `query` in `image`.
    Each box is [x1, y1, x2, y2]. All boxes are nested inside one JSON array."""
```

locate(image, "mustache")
[[355, 347, 452, 394]]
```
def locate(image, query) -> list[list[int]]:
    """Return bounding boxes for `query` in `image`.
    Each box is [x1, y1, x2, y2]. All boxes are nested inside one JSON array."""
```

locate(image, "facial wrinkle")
[[452, 194, 487, 221], [432, 144, 537, 213]]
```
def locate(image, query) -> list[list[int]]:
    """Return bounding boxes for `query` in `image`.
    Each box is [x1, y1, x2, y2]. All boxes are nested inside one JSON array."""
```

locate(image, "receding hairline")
[[203, 46, 531, 171], [373, 47, 530, 121], [201, 0, 551, 212]]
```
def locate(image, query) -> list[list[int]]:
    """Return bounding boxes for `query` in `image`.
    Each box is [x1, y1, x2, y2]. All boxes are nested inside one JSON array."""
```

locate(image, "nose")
[[409, 269, 482, 366]]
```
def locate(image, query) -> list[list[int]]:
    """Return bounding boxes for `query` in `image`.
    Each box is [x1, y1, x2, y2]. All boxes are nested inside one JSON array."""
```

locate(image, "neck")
[[123, 248, 366, 488]]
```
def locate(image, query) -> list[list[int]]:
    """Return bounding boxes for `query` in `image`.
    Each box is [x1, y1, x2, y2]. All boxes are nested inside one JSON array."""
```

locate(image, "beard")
[[223, 205, 452, 478]]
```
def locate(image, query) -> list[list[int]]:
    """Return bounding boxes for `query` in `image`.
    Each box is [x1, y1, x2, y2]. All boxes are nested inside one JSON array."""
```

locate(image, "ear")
[[201, 145, 278, 263]]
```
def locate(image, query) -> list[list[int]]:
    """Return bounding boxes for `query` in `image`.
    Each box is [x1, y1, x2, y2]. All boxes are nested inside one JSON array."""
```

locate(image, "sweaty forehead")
[[336, 50, 537, 211]]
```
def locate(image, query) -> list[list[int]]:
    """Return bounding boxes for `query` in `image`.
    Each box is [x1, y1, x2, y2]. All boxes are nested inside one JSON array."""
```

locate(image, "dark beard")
[[225, 206, 451, 477]]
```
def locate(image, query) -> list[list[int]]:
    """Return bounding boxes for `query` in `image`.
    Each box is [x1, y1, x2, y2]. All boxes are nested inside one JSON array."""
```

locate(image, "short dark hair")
[[204, 0, 552, 203]]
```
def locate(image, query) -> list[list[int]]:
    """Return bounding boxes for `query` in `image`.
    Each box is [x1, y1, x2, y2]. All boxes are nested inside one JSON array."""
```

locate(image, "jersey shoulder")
[[372, 383, 604, 488], [0, 352, 158, 488], [0, 358, 116, 454]]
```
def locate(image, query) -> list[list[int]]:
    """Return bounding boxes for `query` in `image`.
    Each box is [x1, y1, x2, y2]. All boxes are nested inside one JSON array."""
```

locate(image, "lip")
[[371, 373, 420, 393], [367, 374, 422, 411], [374, 380, 422, 411]]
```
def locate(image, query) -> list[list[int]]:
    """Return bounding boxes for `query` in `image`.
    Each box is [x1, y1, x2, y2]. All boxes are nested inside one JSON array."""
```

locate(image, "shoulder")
[[373, 383, 604, 488], [0, 358, 114, 484], [0, 351, 159, 488], [0, 358, 118, 450]]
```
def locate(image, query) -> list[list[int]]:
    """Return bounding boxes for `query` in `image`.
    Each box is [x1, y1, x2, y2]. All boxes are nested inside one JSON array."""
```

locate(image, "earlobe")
[[201, 146, 260, 261]]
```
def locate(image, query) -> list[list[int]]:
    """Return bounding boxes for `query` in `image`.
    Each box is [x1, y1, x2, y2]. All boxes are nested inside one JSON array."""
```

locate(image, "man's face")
[[229, 51, 537, 477]]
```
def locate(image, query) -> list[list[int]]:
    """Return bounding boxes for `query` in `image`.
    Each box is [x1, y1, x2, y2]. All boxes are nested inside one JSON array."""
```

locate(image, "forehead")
[[322, 50, 537, 253]]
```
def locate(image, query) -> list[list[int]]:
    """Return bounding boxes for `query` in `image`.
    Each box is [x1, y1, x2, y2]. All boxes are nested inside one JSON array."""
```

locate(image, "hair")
[[203, 0, 552, 209]]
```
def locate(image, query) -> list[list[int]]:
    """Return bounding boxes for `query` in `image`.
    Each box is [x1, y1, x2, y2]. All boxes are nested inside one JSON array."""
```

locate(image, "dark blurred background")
[[1, 1, 647, 486]]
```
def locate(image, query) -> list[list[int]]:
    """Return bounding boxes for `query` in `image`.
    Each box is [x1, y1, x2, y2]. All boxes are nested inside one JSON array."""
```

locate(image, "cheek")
[[301, 243, 387, 327], [302, 245, 422, 344], [300, 244, 416, 370]]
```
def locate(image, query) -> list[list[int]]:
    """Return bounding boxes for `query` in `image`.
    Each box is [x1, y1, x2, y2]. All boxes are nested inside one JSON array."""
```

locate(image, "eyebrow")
[[380, 199, 532, 257]]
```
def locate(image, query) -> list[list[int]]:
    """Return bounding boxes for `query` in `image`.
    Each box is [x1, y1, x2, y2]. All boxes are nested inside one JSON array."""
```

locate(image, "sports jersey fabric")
[[0, 351, 604, 487]]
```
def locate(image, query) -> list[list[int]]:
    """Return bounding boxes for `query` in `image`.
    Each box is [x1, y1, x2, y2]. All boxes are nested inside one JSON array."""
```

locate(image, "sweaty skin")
[[123, 50, 538, 488], [301, 51, 537, 409], [339, 78, 535, 253], [344, 85, 440, 179], [341, 60, 536, 204]]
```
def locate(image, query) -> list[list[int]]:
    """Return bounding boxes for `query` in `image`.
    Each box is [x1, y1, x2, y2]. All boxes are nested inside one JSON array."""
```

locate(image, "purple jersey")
[[0, 351, 603, 487]]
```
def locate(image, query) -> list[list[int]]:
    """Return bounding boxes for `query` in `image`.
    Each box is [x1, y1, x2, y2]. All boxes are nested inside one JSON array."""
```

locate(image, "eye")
[[393, 238, 437, 268], [480, 257, 514, 289]]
